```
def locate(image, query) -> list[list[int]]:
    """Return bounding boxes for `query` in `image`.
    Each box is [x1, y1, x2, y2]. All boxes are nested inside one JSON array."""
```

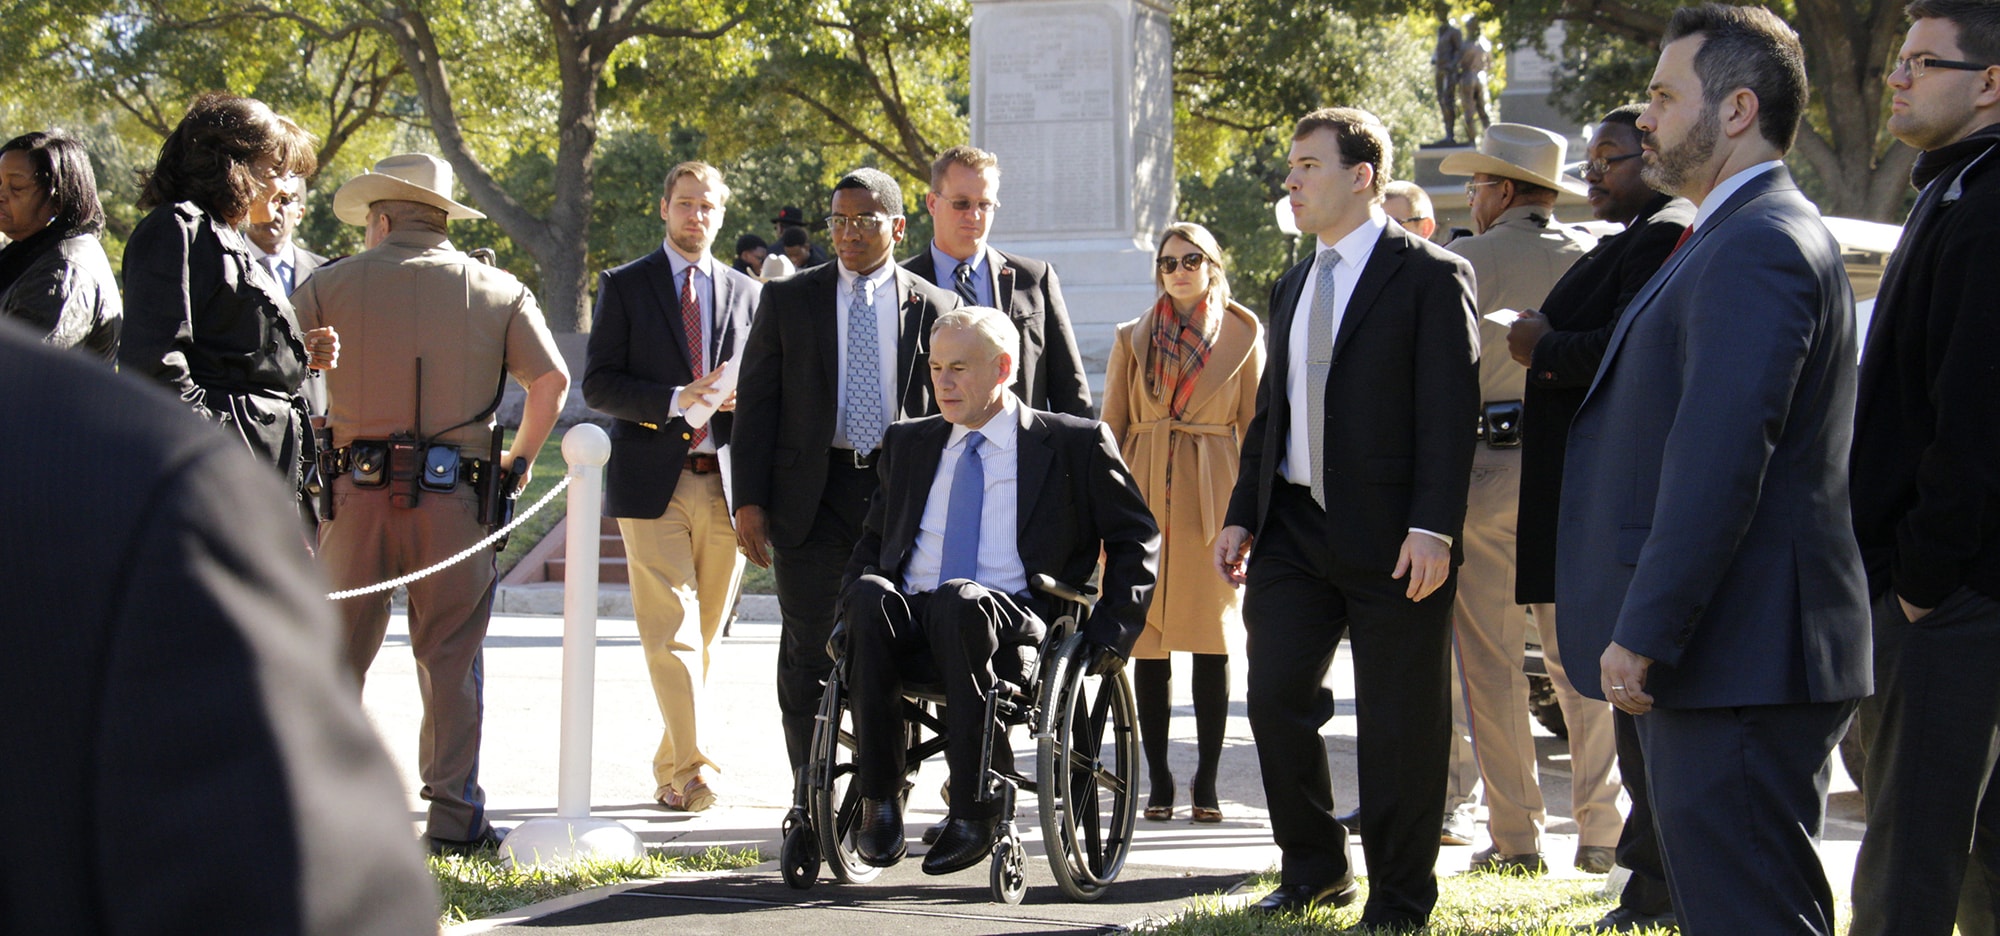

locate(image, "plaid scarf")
[[1145, 295, 1215, 419]]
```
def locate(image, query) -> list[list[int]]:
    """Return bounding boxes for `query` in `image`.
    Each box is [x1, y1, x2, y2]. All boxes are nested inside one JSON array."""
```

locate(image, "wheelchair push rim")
[[1035, 630, 1138, 901], [810, 667, 886, 885]]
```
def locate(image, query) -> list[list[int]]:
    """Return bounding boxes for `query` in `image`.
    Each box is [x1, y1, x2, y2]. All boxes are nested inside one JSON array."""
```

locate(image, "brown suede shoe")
[[658, 776, 716, 812]]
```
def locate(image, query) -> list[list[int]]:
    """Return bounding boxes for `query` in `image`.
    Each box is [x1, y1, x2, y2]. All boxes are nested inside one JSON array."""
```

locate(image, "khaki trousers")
[[321, 480, 496, 841], [1450, 447, 1622, 854], [619, 470, 744, 800]]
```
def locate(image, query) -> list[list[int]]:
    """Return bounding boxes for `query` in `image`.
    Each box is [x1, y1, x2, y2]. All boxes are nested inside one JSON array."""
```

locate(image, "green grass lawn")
[[429, 844, 761, 926], [1148, 870, 1675, 935]]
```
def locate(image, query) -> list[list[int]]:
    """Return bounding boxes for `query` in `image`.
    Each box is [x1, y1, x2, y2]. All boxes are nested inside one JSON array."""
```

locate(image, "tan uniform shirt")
[[294, 230, 565, 452], [1446, 205, 1596, 404]]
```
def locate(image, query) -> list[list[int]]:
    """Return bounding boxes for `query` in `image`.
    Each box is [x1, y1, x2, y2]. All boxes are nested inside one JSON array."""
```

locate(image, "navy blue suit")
[[1557, 166, 1870, 934]]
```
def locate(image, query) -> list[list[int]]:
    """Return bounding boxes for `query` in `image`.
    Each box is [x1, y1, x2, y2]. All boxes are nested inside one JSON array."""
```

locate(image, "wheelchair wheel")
[[1035, 635, 1138, 901], [990, 832, 1028, 905], [809, 672, 886, 884], [780, 819, 820, 889]]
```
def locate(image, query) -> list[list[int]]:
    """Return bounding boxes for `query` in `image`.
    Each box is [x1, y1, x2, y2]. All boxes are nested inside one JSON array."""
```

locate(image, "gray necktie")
[[1306, 247, 1341, 509], [846, 275, 886, 453], [260, 255, 289, 294]]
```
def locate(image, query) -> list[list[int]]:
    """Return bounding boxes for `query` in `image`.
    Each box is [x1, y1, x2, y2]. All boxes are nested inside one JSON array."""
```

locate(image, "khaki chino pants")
[[1449, 447, 1623, 854], [619, 470, 744, 800]]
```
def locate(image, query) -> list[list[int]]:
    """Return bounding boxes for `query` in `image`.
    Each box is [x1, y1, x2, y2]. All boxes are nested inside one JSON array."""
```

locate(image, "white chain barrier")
[[325, 474, 574, 601]]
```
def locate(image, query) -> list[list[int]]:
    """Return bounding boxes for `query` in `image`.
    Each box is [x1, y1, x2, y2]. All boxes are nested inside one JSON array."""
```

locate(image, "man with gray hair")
[[839, 305, 1158, 875], [297, 153, 570, 854]]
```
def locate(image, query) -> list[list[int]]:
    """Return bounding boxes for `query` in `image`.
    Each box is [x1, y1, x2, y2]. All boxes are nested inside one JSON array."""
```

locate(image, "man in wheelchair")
[[836, 306, 1159, 875]]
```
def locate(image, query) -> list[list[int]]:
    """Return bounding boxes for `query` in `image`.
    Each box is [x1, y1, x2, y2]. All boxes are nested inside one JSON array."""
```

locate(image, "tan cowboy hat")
[[1438, 123, 1587, 196], [332, 153, 486, 225]]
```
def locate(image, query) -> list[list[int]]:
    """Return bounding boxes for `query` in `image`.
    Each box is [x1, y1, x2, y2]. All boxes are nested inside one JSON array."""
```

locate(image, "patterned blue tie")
[[846, 275, 886, 453], [940, 433, 985, 583]]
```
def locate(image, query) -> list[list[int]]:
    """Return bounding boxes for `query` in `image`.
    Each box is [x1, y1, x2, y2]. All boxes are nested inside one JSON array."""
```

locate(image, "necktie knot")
[[952, 261, 979, 305], [1316, 246, 1342, 272]]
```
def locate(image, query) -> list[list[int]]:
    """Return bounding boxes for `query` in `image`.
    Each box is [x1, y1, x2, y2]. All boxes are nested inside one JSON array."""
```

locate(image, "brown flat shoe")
[[658, 776, 716, 812], [1192, 805, 1224, 823], [1143, 804, 1174, 821]]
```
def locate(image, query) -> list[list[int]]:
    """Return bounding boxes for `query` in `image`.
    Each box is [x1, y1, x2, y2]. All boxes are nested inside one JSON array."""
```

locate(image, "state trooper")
[[296, 153, 570, 854]]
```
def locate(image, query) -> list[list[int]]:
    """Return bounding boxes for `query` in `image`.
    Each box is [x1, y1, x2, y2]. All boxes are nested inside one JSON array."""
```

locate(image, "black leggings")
[[1133, 653, 1230, 808]]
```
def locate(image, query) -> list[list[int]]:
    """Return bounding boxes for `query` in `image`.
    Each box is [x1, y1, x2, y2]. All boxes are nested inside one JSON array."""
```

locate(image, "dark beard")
[[1642, 110, 1719, 194]]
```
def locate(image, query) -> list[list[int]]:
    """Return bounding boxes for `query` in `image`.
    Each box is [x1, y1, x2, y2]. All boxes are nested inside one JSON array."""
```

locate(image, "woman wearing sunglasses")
[[1103, 221, 1265, 823]]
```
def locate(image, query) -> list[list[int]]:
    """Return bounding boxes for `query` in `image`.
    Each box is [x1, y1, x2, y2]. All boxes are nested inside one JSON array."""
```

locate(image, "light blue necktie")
[[846, 275, 886, 453], [940, 433, 985, 583]]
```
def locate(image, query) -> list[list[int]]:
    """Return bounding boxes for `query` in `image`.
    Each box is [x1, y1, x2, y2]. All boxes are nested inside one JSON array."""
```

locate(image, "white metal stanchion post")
[[501, 424, 644, 867]]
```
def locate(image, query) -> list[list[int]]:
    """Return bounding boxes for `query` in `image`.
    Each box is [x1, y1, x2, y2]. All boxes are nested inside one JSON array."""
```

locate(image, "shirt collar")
[[837, 258, 898, 294], [664, 245, 714, 282], [248, 241, 286, 264], [1317, 212, 1387, 269], [947, 392, 1020, 453], [1691, 160, 1783, 233], [930, 242, 988, 279]]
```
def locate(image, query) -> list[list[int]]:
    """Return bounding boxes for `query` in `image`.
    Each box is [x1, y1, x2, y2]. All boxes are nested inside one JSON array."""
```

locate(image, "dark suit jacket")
[[903, 246, 1092, 417], [843, 403, 1160, 654], [0, 319, 435, 934], [583, 249, 760, 518], [1223, 220, 1481, 571], [1557, 167, 1871, 708], [1515, 194, 1694, 604], [732, 261, 962, 548]]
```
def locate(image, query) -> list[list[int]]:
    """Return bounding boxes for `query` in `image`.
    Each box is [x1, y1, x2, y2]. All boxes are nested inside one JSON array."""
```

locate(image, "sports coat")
[[732, 261, 961, 548], [583, 248, 760, 518], [1557, 167, 1871, 708], [843, 402, 1160, 655], [1515, 194, 1694, 604], [903, 245, 1092, 417], [1222, 220, 1482, 571]]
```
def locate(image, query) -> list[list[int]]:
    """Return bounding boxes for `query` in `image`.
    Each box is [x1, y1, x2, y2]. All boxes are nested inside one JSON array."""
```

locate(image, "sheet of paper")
[[1483, 308, 1522, 326], [682, 357, 738, 430]]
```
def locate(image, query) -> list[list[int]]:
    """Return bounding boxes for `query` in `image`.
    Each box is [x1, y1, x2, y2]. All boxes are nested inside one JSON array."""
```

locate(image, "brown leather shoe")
[[658, 776, 716, 812]]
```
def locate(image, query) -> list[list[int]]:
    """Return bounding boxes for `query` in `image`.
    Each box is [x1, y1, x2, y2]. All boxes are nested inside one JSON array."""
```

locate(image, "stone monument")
[[970, 0, 1175, 388]]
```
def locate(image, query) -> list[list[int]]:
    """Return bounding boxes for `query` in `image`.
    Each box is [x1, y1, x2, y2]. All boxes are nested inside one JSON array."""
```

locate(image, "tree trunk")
[[1791, 0, 1916, 221]]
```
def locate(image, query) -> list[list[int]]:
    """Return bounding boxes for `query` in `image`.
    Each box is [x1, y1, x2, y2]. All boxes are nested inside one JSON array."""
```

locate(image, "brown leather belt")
[[684, 452, 721, 475]]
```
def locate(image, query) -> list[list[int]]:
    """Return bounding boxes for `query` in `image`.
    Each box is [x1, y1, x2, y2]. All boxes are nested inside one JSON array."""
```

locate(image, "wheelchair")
[[779, 574, 1139, 904]]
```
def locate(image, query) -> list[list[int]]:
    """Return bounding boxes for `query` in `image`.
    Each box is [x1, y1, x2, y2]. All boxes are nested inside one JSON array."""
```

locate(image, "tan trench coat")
[[1103, 299, 1264, 658]]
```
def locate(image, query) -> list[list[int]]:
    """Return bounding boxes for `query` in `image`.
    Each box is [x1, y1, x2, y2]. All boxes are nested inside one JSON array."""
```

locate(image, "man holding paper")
[[582, 160, 760, 811]]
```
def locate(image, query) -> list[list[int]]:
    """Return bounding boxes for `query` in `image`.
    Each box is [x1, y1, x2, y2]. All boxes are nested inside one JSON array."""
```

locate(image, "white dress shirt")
[[929, 242, 994, 308], [663, 246, 720, 454], [1280, 213, 1449, 546], [1690, 160, 1784, 233], [248, 242, 296, 295], [902, 394, 1027, 596], [834, 261, 902, 451]]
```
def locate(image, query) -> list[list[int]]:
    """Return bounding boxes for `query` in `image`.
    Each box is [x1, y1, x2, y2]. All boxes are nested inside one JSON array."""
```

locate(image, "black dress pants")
[[1612, 709, 1674, 915], [773, 459, 876, 776], [843, 576, 1039, 818], [1243, 482, 1455, 927]]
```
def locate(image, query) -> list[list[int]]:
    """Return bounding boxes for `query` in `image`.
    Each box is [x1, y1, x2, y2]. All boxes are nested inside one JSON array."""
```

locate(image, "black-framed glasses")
[[1156, 252, 1207, 274], [1583, 152, 1644, 176], [1892, 55, 1994, 81], [826, 213, 890, 234], [942, 197, 1000, 214]]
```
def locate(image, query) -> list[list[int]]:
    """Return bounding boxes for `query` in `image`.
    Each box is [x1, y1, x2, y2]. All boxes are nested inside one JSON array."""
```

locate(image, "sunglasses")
[[1156, 253, 1207, 274]]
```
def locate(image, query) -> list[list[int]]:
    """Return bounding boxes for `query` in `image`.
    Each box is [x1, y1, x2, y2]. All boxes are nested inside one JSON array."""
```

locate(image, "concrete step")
[[599, 534, 626, 559]]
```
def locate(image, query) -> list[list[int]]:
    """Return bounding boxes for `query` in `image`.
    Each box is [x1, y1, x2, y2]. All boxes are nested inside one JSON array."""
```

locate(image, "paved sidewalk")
[[358, 603, 1865, 930]]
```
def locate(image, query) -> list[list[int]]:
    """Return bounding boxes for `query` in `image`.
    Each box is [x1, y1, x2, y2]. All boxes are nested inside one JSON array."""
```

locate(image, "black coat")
[[1224, 221, 1481, 570], [119, 201, 311, 481], [1851, 128, 2000, 607], [0, 319, 436, 934], [731, 261, 962, 548], [843, 406, 1160, 655], [1515, 194, 1694, 604], [902, 246, 1093, 418], [583, 249, 760, 519]]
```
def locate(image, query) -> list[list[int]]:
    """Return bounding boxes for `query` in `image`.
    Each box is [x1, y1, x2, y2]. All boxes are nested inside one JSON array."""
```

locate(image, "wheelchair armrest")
[[1030, 574, 1097, 609]]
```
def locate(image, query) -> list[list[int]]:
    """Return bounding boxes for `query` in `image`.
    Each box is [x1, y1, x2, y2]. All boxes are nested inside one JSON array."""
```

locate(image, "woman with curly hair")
[[120, 92, 336, 493], [0, 131, 120, 360], [1103, 221, 1264, 823]]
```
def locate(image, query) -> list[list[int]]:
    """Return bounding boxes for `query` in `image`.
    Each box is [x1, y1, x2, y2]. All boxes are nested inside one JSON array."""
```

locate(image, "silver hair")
[[930, 305, 1019, 365]]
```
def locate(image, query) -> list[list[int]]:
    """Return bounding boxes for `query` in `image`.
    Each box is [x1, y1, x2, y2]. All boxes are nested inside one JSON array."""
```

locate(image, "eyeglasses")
[[1892, 55, 1994, 81], [942, 197, 1001, 214], [1583, 152, 1644, 176], [826, 214, 891, 234], [1464, 179, 1504, 198], [1156, 253, 1207, 274], [1395, 215, 1428, 226]]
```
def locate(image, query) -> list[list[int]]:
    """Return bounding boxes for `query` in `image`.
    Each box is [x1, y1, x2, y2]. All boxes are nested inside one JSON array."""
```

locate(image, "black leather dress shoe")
[[921, 814, 999, 875], [920, 816, 950, 845], [1247, 877, 1359, 914], [1589, 905, 1680, 932], [854, 797, 905, 867]]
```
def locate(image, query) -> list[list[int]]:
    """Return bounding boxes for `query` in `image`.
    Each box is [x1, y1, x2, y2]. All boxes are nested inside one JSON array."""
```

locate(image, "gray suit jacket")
[[1556, 167, 1871, 709]]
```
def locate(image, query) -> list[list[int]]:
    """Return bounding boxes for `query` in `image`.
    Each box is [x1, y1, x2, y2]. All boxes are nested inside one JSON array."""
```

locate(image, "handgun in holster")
[[311, 417, 337, 522]]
